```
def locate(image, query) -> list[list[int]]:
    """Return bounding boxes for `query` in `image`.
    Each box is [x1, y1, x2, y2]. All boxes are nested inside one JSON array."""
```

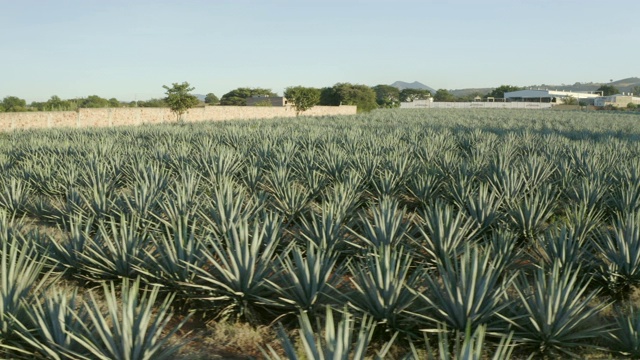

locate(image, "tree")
[[373, 85, 401, 108], [220, 88, 276, 106], [487, 85, 523, 99], [433, 89, 456, 102], [596, 84, 619, 96], [163, 82, 200, 121], [284, 86, 321, 115], [1, 96, 27, 112], [108, 98, 121, 108], [631, 86, 640, 96], [43, 95, 75, 111], [319, 83, 377, 113], [204, 93, 219, 105], [399, 88, 431, 103], [79, 95, 110, 108], [137, 98, 168, 108], [563, 96, 578, 105]]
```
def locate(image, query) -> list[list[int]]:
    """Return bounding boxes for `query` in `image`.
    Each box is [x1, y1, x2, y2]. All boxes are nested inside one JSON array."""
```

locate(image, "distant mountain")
[[391, 81, 436, 93], [193, 94, 207, 101]]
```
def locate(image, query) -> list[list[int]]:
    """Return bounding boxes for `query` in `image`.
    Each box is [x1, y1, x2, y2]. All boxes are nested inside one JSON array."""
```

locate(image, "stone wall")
[[0, 105, 357, 132]]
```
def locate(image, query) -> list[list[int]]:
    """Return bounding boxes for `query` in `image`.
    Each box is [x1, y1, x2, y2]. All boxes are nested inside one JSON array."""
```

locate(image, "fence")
[[400, 101, 552, 109], [0, 105, 357, 132]]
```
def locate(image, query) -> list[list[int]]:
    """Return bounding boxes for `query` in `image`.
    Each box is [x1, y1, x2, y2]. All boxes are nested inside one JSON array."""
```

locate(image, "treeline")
[[0, 83, 525, 114], [0, 95, 176, 113]]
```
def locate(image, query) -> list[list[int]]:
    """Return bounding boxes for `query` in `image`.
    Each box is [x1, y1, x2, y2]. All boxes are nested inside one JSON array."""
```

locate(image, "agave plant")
[[264, 307, 392, 360], [79, 214, 150, 281], [413, 244, 514, 333], [298, 202, 349, 251], [594, 212, 640, 296], [414, 201, 478, 267], [0, 177, 31, 217], [535, 225, 588, 270], [405, 324, 514, 360], [188, 212, 282, 322], [47, 213, 94, 275], [351, 196, 411, 249], [608, 305, 640, 358], [506, 185, 557, 243], [463, 182, 503, 235], [0, 211, 50, 356], [505, 261, 609, 357], [346, 245, 420, 331], [70, 278, 189, 360], [11, 288, 91, 360], [268, 241, 342, 313], [137, 198, 207, 292]]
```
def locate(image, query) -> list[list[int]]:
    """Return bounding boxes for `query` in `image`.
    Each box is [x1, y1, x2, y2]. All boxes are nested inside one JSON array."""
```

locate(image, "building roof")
[[504, 89, 600, 99]]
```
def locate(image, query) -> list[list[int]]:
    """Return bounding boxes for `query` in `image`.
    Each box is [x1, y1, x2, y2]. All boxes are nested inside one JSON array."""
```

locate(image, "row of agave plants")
[[1, 109, 640, 358]]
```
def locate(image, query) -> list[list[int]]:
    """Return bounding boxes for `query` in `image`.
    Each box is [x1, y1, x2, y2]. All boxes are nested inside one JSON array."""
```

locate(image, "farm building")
[[503, 89, 600, 104], [593, 93, 640, 107]]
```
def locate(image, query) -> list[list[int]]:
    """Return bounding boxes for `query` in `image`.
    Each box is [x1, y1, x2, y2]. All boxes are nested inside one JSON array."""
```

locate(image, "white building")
[[504, 89, 600, 104], [594, 93, 640, 107]]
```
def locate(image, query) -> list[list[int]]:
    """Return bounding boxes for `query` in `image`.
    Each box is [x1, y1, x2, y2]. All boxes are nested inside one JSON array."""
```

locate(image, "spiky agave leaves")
[[264, 307, 388, 360], [269, 242, 343, 314], [414, 201, 478, 267], [298, 202, 349, 251], [70, 278, 189, 360], [406, 324, 515, 360], [79, 214, 150, 282], [0, 211, 50, 356], [608, 305, 640, 358], [189, 212, 282, 323], [594, 212, 640, 296], [463, 182, 503, 235], [505, 261, 609, 358], [11, 288, 91, 360], [347, 244, 421, 332], [535, 225, 589, 270], [351, 196, 411, 249], [137, 197, 207, 293], [47, 213, 94, 276], [506, 185, 557, 243], [0, 176, 31, 218], [413, 244, 515, 333]]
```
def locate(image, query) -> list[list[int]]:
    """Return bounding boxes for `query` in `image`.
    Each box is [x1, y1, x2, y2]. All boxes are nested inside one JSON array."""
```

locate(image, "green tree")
[[42, 95, 75, 111], [108, 98, 120, 107], [563, 96, 578, 105], [433, 89, 456, 102], [284, 86, 321, 115], [597, 84, 620, 96], [373, 85, 401, 108], [204, 93, 219, 105], [163, 81, 200, 121], [220, 88, 276, 106], [1, 96, 27, 112], [631, 86, 640, 96], [399, 88, 431, 103], [319, 83, 377, 113], [138, 98, 168, 107], [79, 95, 110, 108], [487, 85, 523, 99]]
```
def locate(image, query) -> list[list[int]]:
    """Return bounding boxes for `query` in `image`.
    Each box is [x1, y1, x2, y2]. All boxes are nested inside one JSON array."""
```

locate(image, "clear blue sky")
[[1, 0, 638, 102]]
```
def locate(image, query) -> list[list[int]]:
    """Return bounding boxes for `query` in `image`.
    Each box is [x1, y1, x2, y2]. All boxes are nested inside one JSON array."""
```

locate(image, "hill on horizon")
[[390, 81, 436, 93]]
